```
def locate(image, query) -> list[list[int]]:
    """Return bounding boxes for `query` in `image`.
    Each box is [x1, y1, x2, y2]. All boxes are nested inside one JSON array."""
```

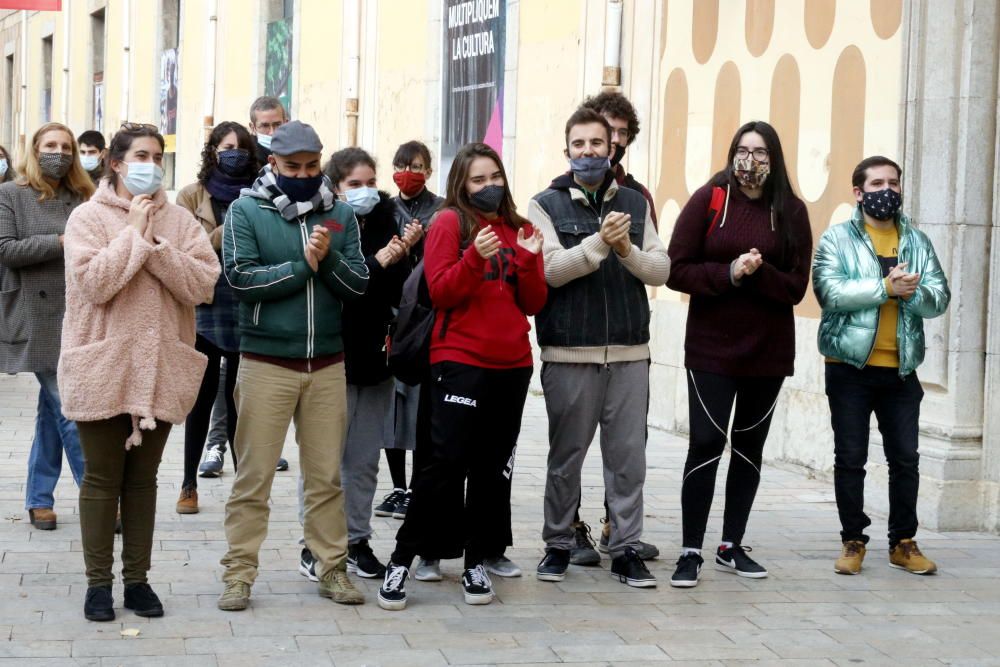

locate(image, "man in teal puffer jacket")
[[218, 121, 369, 611], [813, 156, 949, 578]]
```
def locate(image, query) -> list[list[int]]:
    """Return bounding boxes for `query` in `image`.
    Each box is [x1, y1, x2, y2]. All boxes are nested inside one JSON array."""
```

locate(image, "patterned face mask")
[[733, 156, 770, 189], [861, 187, 902, 221]]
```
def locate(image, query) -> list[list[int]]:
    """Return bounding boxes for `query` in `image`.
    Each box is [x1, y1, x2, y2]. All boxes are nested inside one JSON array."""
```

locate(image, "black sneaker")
[[670, 552, 704, 588], [199, 446, 224, 478], [84, 585, 115, 622], [715, 544, 768, 579], [347, 539, 387, 578], [392, 491, 411, 519], [377, 562, 409, 611], [569, 522, 601, 566], [597, 519, 659, 560], [610, 547, 657, 588], [461, 564, 495, 605], [299, 547, 318, 582], [374, 488, 406, 517], [124, 582, 164, 617], [275, 457, 289, 472], [536, 548, 570, 582]]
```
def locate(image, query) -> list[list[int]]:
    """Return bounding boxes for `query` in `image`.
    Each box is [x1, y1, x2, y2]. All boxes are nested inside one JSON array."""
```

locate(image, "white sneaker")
[[484, 555, 522, 578], [414, 558, 442, 582]]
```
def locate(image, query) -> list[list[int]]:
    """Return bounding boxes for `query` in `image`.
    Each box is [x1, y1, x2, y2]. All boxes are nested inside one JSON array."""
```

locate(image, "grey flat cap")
[[269, 120, 323, 156]]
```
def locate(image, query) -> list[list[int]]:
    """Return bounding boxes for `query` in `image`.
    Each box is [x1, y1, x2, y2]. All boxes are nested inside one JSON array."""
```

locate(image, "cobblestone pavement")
[[2, 372, 1000, 666]]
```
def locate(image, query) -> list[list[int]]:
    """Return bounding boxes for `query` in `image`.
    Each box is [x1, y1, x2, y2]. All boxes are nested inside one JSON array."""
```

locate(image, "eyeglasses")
[[735, 147, 769, 162], [253, 121, 285, 132], [394, 164, 427, 173], [120, 121, 159, 132]]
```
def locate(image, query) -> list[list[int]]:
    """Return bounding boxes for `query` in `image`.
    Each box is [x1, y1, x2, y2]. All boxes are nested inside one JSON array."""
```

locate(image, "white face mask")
[[0, 158, 7, 177], [80, 155, 101, 172], [257, 133, 273, 150], [120, 162, 164, 196]]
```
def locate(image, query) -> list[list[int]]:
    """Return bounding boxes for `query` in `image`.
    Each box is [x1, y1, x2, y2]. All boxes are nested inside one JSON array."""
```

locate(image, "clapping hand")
[[888, 262, 920, 300], [516, 226, 543, 255], [475, 225, 502, 259], [304, 225, 330, 272], [732, 248, 763, 280], [375, 236, 408, 268], [400, 220, 423, 249], [600, 212, 631, 256]]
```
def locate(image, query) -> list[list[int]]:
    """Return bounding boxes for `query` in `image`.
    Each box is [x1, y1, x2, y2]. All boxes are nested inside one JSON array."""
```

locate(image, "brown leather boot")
[[28, 508, 57, 530], [176, 487, 199, 514]]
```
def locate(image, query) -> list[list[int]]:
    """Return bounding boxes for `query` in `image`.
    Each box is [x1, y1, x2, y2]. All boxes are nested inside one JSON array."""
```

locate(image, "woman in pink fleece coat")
[[58, 123, 219, 623]]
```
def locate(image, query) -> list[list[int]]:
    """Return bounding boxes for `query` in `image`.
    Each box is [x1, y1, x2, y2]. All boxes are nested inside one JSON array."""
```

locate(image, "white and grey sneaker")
[[414, 558, 442, 582], [378, 562, 409, 611], [461, 564, 495, 605], [299, 547, 319, 582], [484, 555, 522, 578], [198, 446, 224, 478]]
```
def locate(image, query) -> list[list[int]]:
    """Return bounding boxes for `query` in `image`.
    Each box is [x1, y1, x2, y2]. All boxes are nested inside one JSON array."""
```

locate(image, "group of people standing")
[[0, 88, 949, 622]]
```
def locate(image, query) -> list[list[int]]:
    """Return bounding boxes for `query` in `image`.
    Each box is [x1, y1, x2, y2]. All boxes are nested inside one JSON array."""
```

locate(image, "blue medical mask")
[[0, 158, 8, 176], [80, 154, 101, 172], [257, 133, 273, 150], [121, 162, 163, 196], [569, 156, 610, 185], [344, 186, 380, 216]]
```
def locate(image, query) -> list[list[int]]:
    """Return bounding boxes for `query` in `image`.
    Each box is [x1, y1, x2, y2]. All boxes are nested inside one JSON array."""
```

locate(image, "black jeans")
[[826, 363, 923, 547], [392, 361, 531, 568], [681, 369, 784, 549], [183, 335, 240, 488]]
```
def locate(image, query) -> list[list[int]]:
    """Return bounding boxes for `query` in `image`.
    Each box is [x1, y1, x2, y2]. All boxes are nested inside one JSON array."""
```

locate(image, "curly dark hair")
[[581, 91, 641, 145], [323, 146, 377, 186], [197, 121, 259, 184]]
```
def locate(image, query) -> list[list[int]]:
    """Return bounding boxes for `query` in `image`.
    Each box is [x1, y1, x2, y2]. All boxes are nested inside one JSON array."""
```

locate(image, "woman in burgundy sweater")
[[665, 121, 812, 588], [378, 143, 547, 610]]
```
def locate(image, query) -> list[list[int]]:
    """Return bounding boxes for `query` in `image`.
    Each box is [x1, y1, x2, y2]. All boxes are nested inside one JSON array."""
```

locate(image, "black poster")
[[441, 0, 506, 176]]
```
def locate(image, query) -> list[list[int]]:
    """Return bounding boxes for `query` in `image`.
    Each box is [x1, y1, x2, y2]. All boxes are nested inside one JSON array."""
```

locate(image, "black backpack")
[[387, 259, 436, 386]]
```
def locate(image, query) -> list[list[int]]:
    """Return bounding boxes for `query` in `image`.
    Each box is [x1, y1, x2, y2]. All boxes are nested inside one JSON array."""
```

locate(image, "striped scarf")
[[248, 164, 336, 220]]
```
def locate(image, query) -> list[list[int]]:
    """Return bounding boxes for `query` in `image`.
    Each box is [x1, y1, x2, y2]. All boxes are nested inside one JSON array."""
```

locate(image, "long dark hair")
[[197, 121, 259, 184], [711, 120, 798, 263], [441, 143, 528, 241]]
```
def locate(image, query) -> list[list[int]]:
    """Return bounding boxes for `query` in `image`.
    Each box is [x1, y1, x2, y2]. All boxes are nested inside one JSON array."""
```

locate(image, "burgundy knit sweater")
[[666, 181, 813, 377]]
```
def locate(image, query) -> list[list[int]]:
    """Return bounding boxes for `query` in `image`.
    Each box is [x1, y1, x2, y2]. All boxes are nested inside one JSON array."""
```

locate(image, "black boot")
[[124, 582, 164, 617], [84, 585, 115, 622]]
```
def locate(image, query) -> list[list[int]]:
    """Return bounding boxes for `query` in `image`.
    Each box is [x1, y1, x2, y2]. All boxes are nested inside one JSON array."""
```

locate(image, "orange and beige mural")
[[650, 0, 904, 315]]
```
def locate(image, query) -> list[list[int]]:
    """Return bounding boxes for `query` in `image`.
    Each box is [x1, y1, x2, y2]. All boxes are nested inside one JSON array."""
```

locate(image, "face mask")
[[256, 133, 273, 150], [732, 156, 770, 189], [344, 186, 380, 216], [275, 172, 323, 203], [39, 152, 73, 180], [120, 162, 164, 196], [393, 170, 426, 198], [0, 159, 7, 177], [861, 188, 902, 221], [217, 148, 250, 176], [80, 155, 101, 172], [569, 156, 611, 185], [610, 143, 626, 168], [469, 184, 505, 213]]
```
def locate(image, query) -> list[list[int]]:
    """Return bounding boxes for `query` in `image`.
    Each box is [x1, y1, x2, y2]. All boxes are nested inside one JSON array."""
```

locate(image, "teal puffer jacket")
[[812, 207, 950, 377], [223, 195, 369, 359]]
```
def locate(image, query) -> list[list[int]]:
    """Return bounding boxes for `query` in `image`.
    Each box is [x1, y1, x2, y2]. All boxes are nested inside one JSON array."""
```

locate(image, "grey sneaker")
[[198, 446, 224, 478], [414, 558, 442, 582], [484, 555, 521, 578], [217, 581, 251, 611], [569, 521, 601, 566], [319, 560, 365, 605], [598, 520, 659, 560]]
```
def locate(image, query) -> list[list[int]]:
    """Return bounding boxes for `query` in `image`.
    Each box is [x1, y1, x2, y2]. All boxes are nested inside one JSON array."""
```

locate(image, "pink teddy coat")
[[58, 181, 220, 447]]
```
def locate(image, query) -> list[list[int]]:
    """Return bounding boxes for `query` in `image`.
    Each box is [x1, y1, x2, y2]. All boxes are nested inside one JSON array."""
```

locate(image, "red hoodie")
[[424, 208, 547, 369]]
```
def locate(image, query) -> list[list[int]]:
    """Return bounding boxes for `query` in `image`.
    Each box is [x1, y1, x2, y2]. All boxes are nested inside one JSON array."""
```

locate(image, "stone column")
[[896, 0, 998, 529]]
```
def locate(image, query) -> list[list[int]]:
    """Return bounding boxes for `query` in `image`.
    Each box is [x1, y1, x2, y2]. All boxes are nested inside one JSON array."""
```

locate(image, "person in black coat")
[[294, 147, 419, 583]]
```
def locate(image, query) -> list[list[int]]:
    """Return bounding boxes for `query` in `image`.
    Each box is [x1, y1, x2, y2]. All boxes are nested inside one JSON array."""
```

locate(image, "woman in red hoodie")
[[377, 143, 546, 610]]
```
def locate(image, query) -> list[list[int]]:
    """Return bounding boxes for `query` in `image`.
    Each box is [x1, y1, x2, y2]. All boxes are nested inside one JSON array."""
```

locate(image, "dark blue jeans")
[[825, 363, 923, 547]]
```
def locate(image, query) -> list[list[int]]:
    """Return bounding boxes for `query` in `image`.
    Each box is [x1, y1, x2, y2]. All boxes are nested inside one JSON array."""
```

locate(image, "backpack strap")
[[704, 185, 728, 238]]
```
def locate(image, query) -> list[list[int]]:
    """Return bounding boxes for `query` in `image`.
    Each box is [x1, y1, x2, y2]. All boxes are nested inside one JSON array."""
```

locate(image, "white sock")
[[720, 541, 734, 550], [682, 548, 701, 556]]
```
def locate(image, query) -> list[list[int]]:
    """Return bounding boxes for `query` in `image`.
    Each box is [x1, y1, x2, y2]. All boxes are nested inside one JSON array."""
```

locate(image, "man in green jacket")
[[813, 155, 950, 577], [218, 121, 369, 610]]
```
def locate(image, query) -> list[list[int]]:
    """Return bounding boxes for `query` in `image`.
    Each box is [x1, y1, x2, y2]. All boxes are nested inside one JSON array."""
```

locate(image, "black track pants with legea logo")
[[392, 361, 531, 567]]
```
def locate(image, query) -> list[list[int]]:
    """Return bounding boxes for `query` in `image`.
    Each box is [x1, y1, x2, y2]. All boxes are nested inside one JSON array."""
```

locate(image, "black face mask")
[[276, 173, 323, 203], [217, 149, 251, 176], [610, 143, 626, 168], [861, 188, 902, 221], [469, 184, 505, 213]]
